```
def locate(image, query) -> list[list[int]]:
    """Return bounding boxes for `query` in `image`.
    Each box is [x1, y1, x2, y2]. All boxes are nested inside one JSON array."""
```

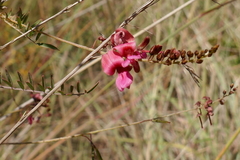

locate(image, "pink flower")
[[102, 28, 149, 91], [111, 28, 135, 46], [102, 50, 133, 91]]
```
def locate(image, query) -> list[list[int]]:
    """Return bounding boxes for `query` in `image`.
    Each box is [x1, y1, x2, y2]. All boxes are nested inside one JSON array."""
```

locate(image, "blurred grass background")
[[0, 0, 239, 159]]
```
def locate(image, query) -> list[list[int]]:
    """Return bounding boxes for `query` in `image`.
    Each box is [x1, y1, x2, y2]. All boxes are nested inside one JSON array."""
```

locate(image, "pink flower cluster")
[[101, 28, 148, 91]]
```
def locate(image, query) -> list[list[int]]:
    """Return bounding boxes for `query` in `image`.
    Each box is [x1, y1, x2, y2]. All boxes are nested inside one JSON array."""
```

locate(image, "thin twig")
[[0, 0, 84, 50], [134, 0, 197, 37], [0, 119, 153, 145]]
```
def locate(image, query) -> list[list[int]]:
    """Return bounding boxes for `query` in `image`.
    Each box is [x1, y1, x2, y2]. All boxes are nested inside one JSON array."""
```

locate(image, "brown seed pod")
[[156, 51, 164, 61], [187, 51, 193, 57], [180, 50, 186, 58], [196, 59, 203, 64], [194, 50, 199, 56], [164, 49, 171, 57], [181, 59, 188, 64], [164, 59, 172, 66], [149, 45, 162, 55]]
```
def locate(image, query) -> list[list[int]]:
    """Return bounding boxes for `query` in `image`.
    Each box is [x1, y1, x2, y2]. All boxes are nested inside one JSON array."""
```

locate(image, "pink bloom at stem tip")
[[102, 28, 148, 91]]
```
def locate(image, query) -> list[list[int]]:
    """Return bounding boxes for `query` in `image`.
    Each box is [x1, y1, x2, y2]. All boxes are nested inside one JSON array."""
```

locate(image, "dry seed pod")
[[200, 50, 205, 56], [169, 49, 180, 60], [196, 59, 203, 64], [223, 90, 227, 95], [187, 51, 193, 57], [149, 45, 162, 55], [164, 49, 171, 57], [164, 59, 172, 66], [181, 59, 188, 64], [212, 44, 219, 52], [181, 50, 186, 58], [156, 51, 165, 61], [194, 50, 199, 56], [197, 53, 202, 59]]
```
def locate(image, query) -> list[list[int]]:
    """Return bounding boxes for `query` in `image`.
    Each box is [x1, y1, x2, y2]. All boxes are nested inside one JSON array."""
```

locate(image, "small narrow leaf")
[[37, 83, 45, 92], [31, 19, 41, 28], [35, 32, 42, 41], [26, 23, 30, 32], [22, 14, 28, 24], [26, 82, 34, 91], [77, 81, 80, 93], [17, 80, 24, 90], [17, 17, 22, 29], [152, 117, 170, 124], [5, 12, 8, 19], [58, 90, 65, 95], [5, 69, 13, 87], [41, 75, 45, 90], [50, 75, 54, 89], [86, 82, 99, 93], [37, 43, 59, 50], [28, 72, 33, 85], [92, 143, 103, 160], [0, 72, 2, 84], [70, 85, 74, 93], [61, 84, 64, 92], [17, 72, 24, 83], [17, 8, 23, 17], [2, 79, 12, 87]]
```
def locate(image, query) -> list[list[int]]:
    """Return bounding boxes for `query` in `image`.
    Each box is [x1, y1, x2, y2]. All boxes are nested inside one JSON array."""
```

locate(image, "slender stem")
[[215, 127, 240, 160], [0, 0, 84, 50]]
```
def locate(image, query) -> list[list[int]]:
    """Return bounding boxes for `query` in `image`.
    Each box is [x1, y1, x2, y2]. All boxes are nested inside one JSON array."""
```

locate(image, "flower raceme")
[[101, 28, 219, 91], [101, 28, 149, 92]]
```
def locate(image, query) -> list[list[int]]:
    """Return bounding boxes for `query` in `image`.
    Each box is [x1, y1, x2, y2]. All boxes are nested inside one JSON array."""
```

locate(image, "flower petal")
[[113, 42, 136, 57], [131, 60, 140, 73], [122, 59, 131, 67], [111, 28, 135, 46], [116, 70, 133, 91], [101, 50, 124, 75]]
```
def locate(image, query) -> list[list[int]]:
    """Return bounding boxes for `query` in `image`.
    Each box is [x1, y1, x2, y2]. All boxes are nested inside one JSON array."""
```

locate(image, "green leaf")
[[17, 17, 22, 29], [22, 14, 28, 24], [152, 117, 170, 124], [61, 84, 64, 92], [70, 85, 74, 93], [26, 82, 34, 91], [58, 90, 65, 95], [2, 79, 12, 87], [37, 43, 59, 50], [37, 83, 45, 92], [35, 32, 42, 41], [5, 69, 13, 87], [25, 23, 30, 32], [87, 82, 99, 93], [17, 8, 23, 17], [17, 72, 24, 83], [17, 80, 25, 90], [41, 75, 45, 90], [50, 75, 54, 89], [5, 12, 8, 19], [77, 81, 80, 93], [0, 72, 2, 84], [28, 72, 33, 86], [92, 143, 103, 160], [31, 19, 41, 28]]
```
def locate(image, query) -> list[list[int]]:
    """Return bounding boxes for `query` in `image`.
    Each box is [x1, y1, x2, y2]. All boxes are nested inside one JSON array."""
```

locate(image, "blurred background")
[[0, 0, 239, 159]]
